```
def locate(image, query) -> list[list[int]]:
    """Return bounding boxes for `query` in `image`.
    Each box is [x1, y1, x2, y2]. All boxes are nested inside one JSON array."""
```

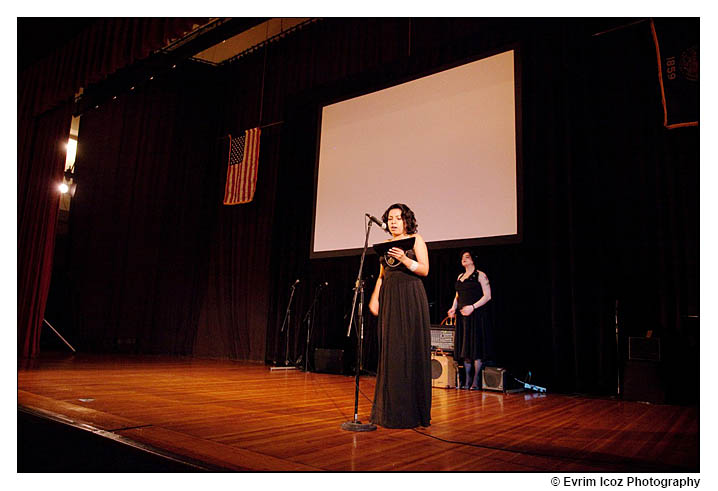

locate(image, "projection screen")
[[311, 48, 520, 257]]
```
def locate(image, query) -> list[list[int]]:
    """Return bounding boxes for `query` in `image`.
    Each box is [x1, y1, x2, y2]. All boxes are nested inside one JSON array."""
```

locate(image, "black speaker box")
[[623, 360, 665, 404], [314, 348, 346, 374], [482, 367, 507, 391], [629, 337, 661, 361]]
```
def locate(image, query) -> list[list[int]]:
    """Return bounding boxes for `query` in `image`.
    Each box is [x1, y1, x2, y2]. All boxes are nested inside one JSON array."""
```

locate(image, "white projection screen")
[[311, 48, 521, 257]]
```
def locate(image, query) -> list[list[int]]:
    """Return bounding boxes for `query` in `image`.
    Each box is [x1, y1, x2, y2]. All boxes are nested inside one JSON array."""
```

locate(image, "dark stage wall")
[[45, 18, 698, 402]]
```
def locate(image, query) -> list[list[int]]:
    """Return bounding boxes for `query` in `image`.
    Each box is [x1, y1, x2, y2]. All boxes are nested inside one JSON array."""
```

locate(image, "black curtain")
[[584, 21, 699, 400], [259, 19, 698, 398], [192, 49, 282, 360], [57, 18, 698, 402], [19, 18, 209, 358], [19, 18, 207, 118], [65, 64, 219, 354]]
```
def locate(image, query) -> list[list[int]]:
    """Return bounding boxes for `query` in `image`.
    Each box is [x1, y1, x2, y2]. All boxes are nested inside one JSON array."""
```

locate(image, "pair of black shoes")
[[460, 384, 480, 390]]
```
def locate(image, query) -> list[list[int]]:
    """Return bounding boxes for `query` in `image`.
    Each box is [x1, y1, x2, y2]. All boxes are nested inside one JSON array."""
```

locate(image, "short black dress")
[[454, 270, 493, 361], [370, 249, 432, 429]]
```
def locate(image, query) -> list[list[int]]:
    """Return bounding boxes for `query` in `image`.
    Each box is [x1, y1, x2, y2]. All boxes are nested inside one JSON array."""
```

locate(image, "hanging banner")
[[650, 18, 699, 129]]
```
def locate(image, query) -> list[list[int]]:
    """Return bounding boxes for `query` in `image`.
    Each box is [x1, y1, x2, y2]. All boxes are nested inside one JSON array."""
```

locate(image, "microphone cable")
[[354, 379, 675, 471]]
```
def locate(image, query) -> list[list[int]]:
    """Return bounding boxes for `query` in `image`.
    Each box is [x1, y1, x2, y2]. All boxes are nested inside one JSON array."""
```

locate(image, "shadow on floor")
[[18, 409, 210, 472]]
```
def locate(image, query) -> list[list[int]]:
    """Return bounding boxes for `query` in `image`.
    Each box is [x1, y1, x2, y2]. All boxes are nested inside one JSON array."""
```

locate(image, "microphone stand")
[[301, 283, 325, 372], [342, 219, 377, 432], [615, 299, 621, 397], [271, 281, 298, 371]]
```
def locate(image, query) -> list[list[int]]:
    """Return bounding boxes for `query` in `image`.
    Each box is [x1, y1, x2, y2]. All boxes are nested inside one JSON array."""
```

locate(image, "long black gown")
[[370, 249, 432, 429], [454, 269, 493, 361]]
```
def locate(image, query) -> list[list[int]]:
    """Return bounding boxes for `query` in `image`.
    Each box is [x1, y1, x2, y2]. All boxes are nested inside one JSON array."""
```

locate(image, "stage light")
[[65, 138, 77, 166], [60, 170, 77, 197]]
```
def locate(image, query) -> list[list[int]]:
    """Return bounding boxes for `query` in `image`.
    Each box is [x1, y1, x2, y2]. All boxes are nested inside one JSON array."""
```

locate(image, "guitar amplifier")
[[430, 324, 455, 355], [431, 352, 457, 389], [628, 337, 661, 361], [482, 367, 507, 391]]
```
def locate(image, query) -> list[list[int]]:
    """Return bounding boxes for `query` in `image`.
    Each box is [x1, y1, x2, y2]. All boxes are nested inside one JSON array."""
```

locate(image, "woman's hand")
[[369, 272, 383, 317], [387, 247, 405, 260], [369, 298, 379, 316], [460, 304, 475, 316], [447, 307, 456, 318]]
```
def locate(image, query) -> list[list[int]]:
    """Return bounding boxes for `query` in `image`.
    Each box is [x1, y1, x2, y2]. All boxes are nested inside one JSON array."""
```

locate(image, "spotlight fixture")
[[61, 168, 77, 197], [65, 138, 77, 165]]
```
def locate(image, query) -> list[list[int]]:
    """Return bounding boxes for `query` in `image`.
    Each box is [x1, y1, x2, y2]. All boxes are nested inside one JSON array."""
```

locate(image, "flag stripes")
[[223, 127, 261, 205]]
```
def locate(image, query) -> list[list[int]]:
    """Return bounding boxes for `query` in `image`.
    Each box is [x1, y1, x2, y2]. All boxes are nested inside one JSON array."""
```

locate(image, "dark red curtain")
[[192, 126, 281, 361], [256, 19, 698, 400], [18, 18, 209, 358], [18, 102, 72, 357], [65, 65, 219, 354], [18, 18, 207, 118], [53, 19, 698, 402]]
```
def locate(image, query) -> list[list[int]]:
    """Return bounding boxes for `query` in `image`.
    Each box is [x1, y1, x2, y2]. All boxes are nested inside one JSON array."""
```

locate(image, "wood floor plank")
[[117, 426, 321, 471], [18, 354, 699, 472], [18, 390, 142, 431]]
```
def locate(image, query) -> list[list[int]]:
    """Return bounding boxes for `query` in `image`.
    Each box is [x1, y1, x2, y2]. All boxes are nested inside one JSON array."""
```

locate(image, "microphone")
[[292, 278, 300, 287], [305, 282, 329, 322], [366, 213, 390, 233]]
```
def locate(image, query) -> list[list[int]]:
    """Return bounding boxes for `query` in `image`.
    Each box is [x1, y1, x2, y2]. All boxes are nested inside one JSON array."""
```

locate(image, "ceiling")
[[18, 17, 99, 72], [18, 17, 317, 115], [191, 18, 311, 64], [17, 17, 313, 73]]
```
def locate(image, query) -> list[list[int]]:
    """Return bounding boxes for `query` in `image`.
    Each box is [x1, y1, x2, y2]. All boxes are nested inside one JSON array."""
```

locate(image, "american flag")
[[223, 127, 261, 205]]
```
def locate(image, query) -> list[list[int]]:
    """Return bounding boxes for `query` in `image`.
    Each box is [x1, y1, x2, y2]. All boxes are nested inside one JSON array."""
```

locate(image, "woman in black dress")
[[447, 250, 492, 390], [368, 203, 432, 428]]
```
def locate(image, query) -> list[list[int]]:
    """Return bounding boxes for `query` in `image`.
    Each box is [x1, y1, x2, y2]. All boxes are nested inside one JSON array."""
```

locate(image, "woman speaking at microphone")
[[368, 203, 431, 429]]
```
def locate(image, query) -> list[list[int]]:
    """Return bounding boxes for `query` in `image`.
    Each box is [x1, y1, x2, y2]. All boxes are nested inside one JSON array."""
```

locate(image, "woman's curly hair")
[[382, 203, 418, 235], [459, 249, 478, 265]]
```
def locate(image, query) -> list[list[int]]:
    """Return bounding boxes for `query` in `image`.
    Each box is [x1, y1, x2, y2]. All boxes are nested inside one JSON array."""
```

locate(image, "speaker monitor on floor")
[[431, 352, 457, 388], [623, 359, 665, 404], [482, 367, 507, 391], [314, 348, 346, 374]]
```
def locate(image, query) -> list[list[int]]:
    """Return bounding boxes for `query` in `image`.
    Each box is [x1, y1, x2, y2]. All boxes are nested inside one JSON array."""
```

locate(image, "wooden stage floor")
[[18, 354, 699, 472]]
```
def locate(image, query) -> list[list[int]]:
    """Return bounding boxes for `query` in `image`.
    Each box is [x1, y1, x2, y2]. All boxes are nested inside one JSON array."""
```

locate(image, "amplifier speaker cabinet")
[[623, 360, 665, 404], [629, 337, 661, 361], [482, 367, 507, 391], [314, 348, 346, 374], [430, 324, 455, 354], [431, 353, 457, 389]]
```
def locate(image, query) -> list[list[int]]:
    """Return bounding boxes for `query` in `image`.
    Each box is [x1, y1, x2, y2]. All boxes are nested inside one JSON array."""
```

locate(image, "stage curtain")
[[193, 19, 412, 363], [253, 19, 698, 398], [49, 19, 697, 400], [18, 18, 208, 357], [19, 18, 207, 119], [64, 65, 219, 354], [18, 102, 73, 357]]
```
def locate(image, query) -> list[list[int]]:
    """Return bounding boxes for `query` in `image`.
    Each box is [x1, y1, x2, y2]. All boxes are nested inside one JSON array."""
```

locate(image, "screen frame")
[[309, 43, 524, 259]]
